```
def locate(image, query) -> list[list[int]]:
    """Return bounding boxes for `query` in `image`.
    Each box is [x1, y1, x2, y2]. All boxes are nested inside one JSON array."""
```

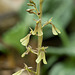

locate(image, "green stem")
[[36, 0, 43, 75], [28, 69, 37, 74]]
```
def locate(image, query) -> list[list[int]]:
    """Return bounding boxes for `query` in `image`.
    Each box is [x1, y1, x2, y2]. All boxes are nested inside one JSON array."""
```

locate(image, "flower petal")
[[21, 50, 30, 57], [43, 57, 47, 64], [20, 34, 31, 46], [52, 25, 58, 35], [21, 52, 26, 57], [56, 28, 61, 34], [42, 52, 47, 64], [36, 51, 47, 64], [36, 53, 42, 63], [30, 24, 38, 35], [30, 28, 36, 35], [12, 69, 25, 75], [21, 46, 32, 57]]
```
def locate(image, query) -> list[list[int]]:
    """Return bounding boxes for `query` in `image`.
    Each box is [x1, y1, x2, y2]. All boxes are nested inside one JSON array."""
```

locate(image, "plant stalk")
[[36, 0, 43, 75]]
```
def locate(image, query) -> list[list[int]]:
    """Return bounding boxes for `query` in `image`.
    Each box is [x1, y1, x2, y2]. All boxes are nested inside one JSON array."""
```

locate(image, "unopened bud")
[[26, 9, 35, 14], [26, 9, 34, 12], [38, 12, 40, 15], [29, 0, 36, 5], [27, 3, 34, 6]]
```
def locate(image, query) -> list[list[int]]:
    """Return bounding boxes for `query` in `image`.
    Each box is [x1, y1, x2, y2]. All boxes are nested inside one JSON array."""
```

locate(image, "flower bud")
[[27, 3, 34, 6], [29, 0, 36, 5]]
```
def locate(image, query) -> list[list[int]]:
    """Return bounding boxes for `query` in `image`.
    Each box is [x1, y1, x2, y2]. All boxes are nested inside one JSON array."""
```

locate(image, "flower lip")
[[36, 51, 47, 64], [20, 34, 31, 47], [36, 46, 48, 64]]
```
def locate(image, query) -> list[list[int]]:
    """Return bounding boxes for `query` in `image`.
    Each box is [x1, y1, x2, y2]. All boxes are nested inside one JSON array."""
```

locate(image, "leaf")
[[47, 47, 75, 57], [49, 62, 75, 75], [0, 43, 8, 53], [2, 4, 34, 53], [2, 23, 29, 53]]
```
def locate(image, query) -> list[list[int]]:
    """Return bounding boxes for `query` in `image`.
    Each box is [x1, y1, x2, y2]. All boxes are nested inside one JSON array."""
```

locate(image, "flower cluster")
[[20, 0, 61, 66], [12, 0, 61, 75]]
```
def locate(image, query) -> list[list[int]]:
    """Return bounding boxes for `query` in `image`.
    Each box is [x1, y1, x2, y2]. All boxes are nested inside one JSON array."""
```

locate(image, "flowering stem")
[[36, 0, 43, 75]]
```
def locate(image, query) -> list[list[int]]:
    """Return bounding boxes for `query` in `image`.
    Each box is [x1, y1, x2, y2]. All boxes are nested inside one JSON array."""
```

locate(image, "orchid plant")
[[12, 0, 61, 75]]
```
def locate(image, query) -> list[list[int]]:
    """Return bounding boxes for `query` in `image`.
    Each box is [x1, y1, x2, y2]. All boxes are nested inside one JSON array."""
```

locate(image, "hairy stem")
[[36, 0, 43, 75]]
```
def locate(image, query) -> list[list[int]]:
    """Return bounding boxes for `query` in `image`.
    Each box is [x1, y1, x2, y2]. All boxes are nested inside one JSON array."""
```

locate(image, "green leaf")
[[47, 33, 75, 56], [49, 62, 75, 75], [42, 0, 73, 39], [0, 43, 8, 53], [47, 47, 75, 57], [2, 23, 28, 53]]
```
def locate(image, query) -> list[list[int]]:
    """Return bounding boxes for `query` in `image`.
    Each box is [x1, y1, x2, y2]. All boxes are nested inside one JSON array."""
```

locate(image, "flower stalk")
[[36, 0, 43, 75], [12, 0, 61, 75]]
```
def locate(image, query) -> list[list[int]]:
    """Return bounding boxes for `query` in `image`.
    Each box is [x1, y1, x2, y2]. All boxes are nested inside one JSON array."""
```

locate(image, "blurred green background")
[[0, 0, 75, 75]]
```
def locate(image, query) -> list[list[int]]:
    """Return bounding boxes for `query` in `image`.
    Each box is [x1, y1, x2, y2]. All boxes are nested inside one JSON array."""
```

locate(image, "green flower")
[[20, 34, 31, 46], [52, 24, 61, 35], [36, 47, 48, 64], [21, 49, 30, 57], [30, 19, 43, 36], [12, 69, 25, 75], [36, 51, 47, 64], [30, 24, 38, 35], [12, 64, 32, 75], [30, 25, 43, 36], [21, 46, 37, 57]]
